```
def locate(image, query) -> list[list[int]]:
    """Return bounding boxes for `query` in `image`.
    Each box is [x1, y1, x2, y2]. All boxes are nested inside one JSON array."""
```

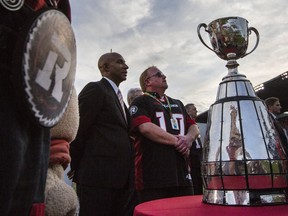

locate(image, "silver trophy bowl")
[[197, 17, 259, 60]]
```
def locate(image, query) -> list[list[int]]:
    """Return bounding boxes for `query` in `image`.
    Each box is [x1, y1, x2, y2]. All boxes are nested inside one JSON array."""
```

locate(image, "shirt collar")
[[103, 77, 118, 94], [146, 91, 161, 99], [271, 112, 277, 119]]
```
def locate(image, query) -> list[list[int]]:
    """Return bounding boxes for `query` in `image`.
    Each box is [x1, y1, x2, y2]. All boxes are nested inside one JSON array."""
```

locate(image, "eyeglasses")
[[146, 71, 164, 80]]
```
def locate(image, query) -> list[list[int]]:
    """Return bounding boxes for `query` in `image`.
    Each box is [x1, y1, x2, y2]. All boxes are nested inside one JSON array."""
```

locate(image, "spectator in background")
[[265, 97, 288, 154], [278, 116, 288, 139], [123, 87, 143, 216], [129, 66, 199, 203], [127, 88, 143, 106], [185, 103, 203, 195]]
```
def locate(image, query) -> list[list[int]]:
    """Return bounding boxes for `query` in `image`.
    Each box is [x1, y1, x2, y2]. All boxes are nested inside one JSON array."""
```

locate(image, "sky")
[[69, 0, 288, 114]]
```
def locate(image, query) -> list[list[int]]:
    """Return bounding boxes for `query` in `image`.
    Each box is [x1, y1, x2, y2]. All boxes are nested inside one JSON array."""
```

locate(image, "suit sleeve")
[[70, 82, 104, 172]]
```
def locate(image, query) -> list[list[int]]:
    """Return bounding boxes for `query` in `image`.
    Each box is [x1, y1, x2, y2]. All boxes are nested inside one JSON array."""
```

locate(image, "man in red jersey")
[[129, 66, 199, 203]]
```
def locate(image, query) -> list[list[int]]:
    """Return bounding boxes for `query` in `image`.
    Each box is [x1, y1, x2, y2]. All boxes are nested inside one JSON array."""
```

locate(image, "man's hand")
[[175, 135, 192, 156]]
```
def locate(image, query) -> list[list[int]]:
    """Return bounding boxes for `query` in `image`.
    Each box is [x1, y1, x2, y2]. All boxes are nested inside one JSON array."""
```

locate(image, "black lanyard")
[[144, 92, 173, 119]]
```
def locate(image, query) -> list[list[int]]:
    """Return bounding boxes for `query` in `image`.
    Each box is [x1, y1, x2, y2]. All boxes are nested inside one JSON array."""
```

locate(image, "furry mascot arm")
[[45, 87, 79, 216]]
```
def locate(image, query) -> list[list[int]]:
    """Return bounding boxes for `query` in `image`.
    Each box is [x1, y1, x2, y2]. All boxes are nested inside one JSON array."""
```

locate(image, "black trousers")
[[190, 150, 203, 195], [77, 184, 130, 216]]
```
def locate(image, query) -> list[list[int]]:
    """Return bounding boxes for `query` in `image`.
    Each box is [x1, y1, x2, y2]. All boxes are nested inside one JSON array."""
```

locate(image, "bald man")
[[70, 52, 134, 215]]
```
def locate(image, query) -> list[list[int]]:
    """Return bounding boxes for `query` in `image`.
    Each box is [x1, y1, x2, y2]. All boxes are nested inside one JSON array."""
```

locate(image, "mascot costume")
[[0, 0, 76, 215], [45, 87, 79, 216]]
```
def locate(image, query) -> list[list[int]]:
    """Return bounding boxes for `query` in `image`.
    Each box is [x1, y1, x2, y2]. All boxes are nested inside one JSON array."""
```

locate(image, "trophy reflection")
[[197, 17, 288, 206]]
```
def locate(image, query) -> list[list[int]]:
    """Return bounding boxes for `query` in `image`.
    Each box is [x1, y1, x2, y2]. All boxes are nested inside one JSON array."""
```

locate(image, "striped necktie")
[[117, 89, 127, 122]]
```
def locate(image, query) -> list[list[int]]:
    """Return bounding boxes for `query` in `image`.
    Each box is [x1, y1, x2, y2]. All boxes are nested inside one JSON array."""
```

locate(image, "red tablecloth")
[[133, 195, 288, 216]]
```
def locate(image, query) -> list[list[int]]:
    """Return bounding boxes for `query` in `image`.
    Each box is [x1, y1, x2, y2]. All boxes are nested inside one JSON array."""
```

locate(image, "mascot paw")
[[45, 165, 79, 216]]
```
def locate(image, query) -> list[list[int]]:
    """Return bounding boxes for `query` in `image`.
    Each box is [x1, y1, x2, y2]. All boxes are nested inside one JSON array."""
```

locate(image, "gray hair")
[[127, 88, 143, 106]]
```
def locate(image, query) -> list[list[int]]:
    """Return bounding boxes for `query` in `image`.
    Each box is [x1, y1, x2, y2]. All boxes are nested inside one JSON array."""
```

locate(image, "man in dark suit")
[[265, 97, 288, 155], [69, 52, 134, 216]]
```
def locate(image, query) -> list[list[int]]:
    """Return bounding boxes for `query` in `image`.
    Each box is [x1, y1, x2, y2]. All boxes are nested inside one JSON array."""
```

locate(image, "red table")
[[133, 195, 288, 216]]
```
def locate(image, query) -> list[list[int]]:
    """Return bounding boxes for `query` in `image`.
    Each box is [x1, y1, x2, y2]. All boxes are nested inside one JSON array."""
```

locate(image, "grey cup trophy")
[[197, 16, 259, 61], [197, 17, 288, 206]]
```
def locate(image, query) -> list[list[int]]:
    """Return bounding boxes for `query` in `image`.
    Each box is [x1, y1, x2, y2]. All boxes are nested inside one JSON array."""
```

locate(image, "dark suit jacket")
[[273, 118, 288, 155], [70, 78, 134, 189], [268, 112, 288, 155]]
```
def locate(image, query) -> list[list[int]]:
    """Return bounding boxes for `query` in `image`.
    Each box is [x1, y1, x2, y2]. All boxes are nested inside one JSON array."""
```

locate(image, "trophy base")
[[203, 188, 288, 206]]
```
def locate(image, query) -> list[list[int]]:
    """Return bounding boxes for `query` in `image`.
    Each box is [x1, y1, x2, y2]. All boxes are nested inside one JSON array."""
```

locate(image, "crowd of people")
[[66, 54, 288, 216], [65, 52, 205, 215], [67, 53, 202, 215]]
